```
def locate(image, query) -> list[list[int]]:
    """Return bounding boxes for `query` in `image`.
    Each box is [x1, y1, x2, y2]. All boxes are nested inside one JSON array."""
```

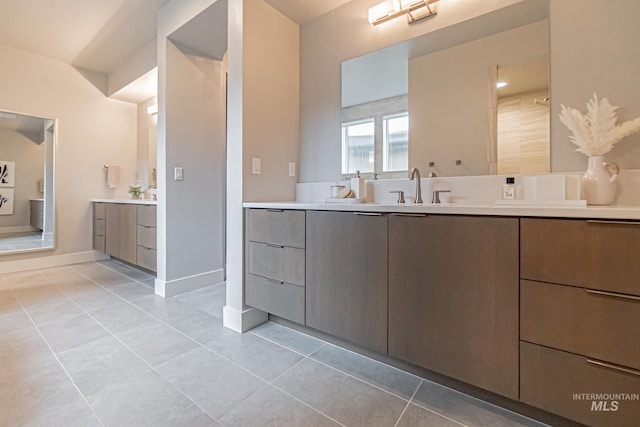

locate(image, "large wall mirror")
[[0, 110, 55, 254], [341, 1, 549, 177]]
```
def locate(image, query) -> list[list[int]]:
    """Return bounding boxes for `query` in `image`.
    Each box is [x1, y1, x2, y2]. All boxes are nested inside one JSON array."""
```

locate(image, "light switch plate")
[[288, 162, 296, 177], [252, 157, 261, 175], [174, 167, 183, 181]]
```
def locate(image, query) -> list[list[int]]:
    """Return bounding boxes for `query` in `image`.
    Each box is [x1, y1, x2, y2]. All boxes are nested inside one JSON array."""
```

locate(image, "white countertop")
[[91, 198, 157, 205], [243, 201, 640, 220]]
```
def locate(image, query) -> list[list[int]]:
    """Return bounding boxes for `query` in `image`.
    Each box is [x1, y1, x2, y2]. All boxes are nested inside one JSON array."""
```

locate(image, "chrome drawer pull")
[[266, 278, 284, 285], [391, 213, 427, 217], [353, 212, 383, 216], [266, 243, 284, 249], [586, 220, 640, 226], [266, 209, 284, 212], [586, 289, 640, 302], [587, 359, 640, 377]]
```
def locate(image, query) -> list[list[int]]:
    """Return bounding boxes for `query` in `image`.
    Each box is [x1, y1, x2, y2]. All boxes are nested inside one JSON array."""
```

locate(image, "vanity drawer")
[[245, 274, 304, 324], [136, 246, 157, 272], [521, 280, 640, 371], [93, 202, 106, 220], [248, 242, 305, 286], [93, 218, 106, 236], [521, 341, 640, 427], [137, 225, 157, 250], [93, 234, 105, 253], [137, 205, 157, 227], [247, 209, 305, 248], [521, 218, 640, 296]]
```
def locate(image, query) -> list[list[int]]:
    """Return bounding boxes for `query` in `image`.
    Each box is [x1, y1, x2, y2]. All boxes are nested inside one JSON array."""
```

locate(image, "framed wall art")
[[0, 188, 14, 215], [0, 161, 15, 187]]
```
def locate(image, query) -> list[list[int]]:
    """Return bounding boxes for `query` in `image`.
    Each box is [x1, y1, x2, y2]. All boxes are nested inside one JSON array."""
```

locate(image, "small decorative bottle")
[[503, 177, 516, 200]]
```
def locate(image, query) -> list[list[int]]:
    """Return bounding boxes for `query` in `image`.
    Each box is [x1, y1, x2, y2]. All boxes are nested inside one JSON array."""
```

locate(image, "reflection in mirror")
[[148, 126, 157, 187], [341, 3, 549, 177], [496, 55, 550, 174], [0, 111, 55, 254]]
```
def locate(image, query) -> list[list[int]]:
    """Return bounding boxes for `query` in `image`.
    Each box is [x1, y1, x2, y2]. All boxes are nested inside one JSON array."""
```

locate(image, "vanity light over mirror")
[[341, 0, 549, 177], [0, 110, 55, 254]]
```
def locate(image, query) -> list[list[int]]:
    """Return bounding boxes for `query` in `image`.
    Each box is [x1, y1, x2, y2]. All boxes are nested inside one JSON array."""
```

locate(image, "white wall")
[[0, 129, 44, 230], [409, 20, 548, 177], [157, 0, 227, 297], [242, 0, 299, 202], [550, 0, 640, 172], [0, 44, 137, 265], [299, 0, 533, 182]]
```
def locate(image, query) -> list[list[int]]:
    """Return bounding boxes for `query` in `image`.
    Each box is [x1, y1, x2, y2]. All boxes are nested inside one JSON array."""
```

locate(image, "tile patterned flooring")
[[0, 260, 548, 427]]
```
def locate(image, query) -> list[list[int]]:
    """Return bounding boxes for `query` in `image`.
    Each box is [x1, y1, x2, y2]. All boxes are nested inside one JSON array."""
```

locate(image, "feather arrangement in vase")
[[559, 93, 640, 156]]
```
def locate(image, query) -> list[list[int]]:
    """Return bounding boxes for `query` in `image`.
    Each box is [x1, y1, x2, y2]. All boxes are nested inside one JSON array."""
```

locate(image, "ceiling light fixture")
[[496, 81, 508, 88], [368, 0, 438, 26]]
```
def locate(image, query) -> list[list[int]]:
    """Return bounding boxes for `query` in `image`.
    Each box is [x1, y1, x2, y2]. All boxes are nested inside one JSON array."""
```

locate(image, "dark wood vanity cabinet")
[[306, 210, 388, 354], [388, 214, 520, 400], [520, 218, 640, 427]]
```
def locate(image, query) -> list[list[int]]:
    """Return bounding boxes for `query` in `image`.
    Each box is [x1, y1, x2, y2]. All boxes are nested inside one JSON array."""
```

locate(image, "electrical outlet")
[[288, 162, 296, 177], [252, 157, 261, 175], [174, 167, 183, 181]]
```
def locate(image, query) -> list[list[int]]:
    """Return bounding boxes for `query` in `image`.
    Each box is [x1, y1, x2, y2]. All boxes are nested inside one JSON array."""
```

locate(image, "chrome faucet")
[[409, 167, 423, 204]]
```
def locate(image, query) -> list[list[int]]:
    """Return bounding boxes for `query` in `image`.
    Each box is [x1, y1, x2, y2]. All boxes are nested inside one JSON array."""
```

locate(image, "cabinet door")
[[521, 341, 640, 427], [521, 279, 640, 371], [521, 218, 640, 296], [118, 204, 137, 264], [388, 214, 519, 399], [105, 204, 120, 257], [105, 204, 137, 263], [306, 211, 388, 353]]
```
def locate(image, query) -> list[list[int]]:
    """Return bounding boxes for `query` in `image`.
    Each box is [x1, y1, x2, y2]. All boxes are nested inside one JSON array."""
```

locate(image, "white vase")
[[581, 155, 620, 205]]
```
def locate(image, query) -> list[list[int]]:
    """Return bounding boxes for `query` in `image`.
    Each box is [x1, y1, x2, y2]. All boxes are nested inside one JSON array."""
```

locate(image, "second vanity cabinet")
[[93, 202, 157, 272], [388, 214, 519, 399], [306, 210, 388, 354]]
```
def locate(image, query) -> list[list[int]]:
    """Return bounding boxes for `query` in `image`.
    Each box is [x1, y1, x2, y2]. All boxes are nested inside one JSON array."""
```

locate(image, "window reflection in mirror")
[[0, 111, 55, 254]]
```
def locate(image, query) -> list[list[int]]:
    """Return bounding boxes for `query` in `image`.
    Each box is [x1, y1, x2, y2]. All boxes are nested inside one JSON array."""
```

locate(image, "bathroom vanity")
[[92, 200, 157, 272], [244, 202, 640, 427], [29, 199, 44, 231]]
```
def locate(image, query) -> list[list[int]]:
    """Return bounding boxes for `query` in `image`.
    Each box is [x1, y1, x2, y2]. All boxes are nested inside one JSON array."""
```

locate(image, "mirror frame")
[[0, 108, 56, 255]]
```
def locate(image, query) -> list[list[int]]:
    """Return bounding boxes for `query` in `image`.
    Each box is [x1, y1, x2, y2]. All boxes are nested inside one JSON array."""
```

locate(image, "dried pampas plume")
[[559, 93, 640, 156]]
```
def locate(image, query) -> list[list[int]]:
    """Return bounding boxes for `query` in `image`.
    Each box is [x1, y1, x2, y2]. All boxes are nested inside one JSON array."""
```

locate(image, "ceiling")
[[0, 0, 170, 74], [0, 0, 351, 102], [264, 0, 352, 25]]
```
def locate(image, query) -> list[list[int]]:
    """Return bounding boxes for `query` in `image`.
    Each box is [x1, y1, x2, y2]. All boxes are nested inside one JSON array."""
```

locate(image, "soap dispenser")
[[351, 170, 365, 200], [503, 177, 516, 200]]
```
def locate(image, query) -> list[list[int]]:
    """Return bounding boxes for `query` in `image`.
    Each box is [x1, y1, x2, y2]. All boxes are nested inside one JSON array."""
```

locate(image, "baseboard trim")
[[223, 305, 268, 333], [155, 268, 225, 298], [0, 225, 35, 234], [0, 250, 109, 274]]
